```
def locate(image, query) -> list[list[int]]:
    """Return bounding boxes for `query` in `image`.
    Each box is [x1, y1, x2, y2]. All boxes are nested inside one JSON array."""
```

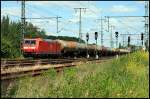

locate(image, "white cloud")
[[30, 13, 41, 18], [110, 5, 138, 13], [109, 18, 144, 34], [1, 6, 56, 31], [1, 7, 21, 17], [27, 1, 101, 18], [27, 1, 83, 9], [76, 1, 102, 18], [68, 17, 79, 23], [136, 1, 145, 4]]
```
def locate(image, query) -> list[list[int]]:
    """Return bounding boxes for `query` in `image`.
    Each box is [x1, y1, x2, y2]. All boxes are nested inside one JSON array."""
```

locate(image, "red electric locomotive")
[[22, 38, 61, 57]]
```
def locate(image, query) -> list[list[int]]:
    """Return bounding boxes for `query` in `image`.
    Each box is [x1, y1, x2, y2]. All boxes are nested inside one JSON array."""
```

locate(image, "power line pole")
[[74, 8, 86, 43], [100, 17, 105, 46], [104, 16, 110, 32], [21, 0, 25, 54], [21, 0, 25, 39], [145, 1, 149, 49], [96, 17, 105, 46], [120, 34, 125, 47], [107, 16, 110, 32], [123, 35, 125, 47], [56, 16, 62, 34], [110, 25, 115, 48]]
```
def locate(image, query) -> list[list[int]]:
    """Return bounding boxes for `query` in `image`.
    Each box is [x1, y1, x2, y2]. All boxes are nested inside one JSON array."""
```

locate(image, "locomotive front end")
[[22, 39, 38, 56]]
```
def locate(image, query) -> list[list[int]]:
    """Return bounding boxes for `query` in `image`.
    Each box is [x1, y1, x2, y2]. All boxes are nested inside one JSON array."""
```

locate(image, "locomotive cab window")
[[31, 40, 36, 45], [24, 40, 36, 45], [24, 40, 30, 44]]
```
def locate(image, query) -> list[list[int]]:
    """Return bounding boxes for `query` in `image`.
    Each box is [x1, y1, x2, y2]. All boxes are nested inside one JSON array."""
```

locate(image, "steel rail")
[[1, 57, 113, 80]]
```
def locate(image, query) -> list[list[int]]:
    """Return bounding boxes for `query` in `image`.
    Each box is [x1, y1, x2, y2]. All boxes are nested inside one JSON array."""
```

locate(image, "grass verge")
[[1, 51, 149, 98]]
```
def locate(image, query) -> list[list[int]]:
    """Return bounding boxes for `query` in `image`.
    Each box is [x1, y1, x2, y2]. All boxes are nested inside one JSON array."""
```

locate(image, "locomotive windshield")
[[24, 40, 36, 45]]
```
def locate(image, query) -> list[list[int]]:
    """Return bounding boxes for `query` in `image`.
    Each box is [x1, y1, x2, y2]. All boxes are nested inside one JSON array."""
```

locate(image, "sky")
[[1, 1, 148, 47]]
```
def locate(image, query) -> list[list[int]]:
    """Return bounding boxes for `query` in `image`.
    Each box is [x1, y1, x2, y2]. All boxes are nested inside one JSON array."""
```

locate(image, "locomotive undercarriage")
[[23, 49, 125, 59]]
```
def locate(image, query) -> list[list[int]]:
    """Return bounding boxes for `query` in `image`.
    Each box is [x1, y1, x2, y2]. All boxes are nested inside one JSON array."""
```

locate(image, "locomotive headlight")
[[23, 47, 28, 49], [23, 46, 36, 49], [30, 47, 36, 49]]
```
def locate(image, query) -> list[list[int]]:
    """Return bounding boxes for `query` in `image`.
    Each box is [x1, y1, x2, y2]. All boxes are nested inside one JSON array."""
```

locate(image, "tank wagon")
[[22, 38, 130, 58]]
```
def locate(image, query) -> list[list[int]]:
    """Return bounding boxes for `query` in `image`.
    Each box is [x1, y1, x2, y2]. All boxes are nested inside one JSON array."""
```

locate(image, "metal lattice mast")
[[74, 8, 86, 43], [110, 25, 115, 48], [145, 1, 149, 49], [21, 0, 25, 39], [21, 0, 25, 54], [100, 17, 104, 46], [96, 17, 105, 46], [56, 16, 62, 34]]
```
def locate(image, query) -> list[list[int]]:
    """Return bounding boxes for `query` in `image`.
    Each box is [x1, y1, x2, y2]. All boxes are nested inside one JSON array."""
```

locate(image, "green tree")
[[1, 16, 47, 58]]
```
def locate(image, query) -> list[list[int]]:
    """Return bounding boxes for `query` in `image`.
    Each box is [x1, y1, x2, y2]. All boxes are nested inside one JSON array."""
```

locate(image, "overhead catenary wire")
[[25, 1, 80, 35], [115, 18, 144, 33]]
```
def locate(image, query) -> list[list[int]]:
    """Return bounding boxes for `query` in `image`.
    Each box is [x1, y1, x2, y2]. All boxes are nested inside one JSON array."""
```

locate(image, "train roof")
[[43, 39, 54, 42], [24, 38, 42, 40]]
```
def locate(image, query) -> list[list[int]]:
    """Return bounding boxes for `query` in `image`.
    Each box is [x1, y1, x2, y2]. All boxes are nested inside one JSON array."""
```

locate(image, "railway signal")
[[115, 32, 118, 38], [95, 32, 98, 59], [86, 33, 89, 42], [95, 32, 98, 40], [115, 32, 119, 48], [86, 33, 89, 58], [141, 33, 144, 40], [128, 36, 130, 47], [141, 33, 144, 46]]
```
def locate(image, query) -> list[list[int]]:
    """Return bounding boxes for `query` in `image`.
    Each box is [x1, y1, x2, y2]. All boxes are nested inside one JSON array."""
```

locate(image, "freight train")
[[22, 38, 130, 58]]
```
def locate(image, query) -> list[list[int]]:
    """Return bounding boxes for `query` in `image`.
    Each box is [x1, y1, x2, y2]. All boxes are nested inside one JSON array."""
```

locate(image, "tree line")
[[1, 16, 85, 58]]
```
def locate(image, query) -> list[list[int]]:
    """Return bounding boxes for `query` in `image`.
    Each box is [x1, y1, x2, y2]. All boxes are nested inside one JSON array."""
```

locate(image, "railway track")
[[1, 57, 114, 80], [1, 58, 95, 68]]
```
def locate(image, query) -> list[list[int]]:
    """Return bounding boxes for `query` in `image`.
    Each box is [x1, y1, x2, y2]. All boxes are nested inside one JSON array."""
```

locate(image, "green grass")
[[2, 51, 149, 98]]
